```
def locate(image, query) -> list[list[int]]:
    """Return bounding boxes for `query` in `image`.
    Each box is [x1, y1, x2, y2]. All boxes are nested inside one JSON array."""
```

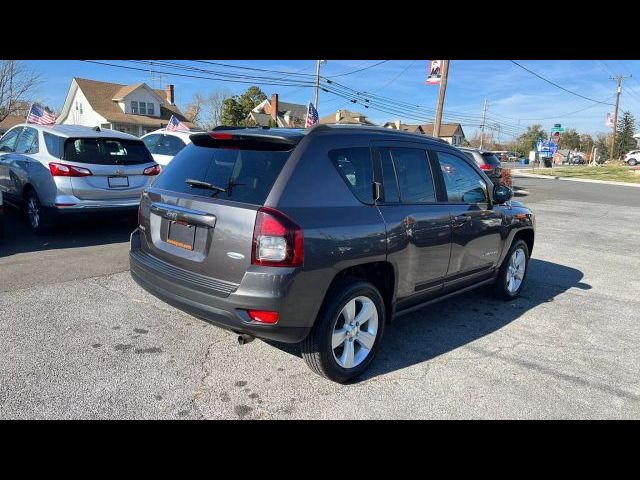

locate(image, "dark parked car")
[[456, 147, 503, 185], [130, 125, 535, 382]]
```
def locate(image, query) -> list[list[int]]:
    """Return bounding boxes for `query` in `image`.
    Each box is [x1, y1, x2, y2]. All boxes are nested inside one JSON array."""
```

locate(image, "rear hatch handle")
[[150, 202, 217, 228]]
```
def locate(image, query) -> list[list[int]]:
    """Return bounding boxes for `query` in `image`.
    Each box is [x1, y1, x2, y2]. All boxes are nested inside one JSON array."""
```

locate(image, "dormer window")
[[147, 103, 154, 116], [140, 102, 147, 115], [131, 101, 139, 114]]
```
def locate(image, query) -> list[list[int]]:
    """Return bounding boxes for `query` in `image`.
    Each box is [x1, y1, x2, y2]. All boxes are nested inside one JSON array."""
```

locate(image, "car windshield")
[[63, 138, 153, 165]]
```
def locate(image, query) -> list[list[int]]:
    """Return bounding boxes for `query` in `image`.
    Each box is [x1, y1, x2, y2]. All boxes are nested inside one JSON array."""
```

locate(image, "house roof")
[[73, 78, 194, 129], [0, 114, 25, 133], [319, 110, 376, 125], [418, 123, 464, 138]]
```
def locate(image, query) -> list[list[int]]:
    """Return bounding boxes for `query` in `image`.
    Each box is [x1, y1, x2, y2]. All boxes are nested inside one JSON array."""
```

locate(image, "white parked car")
[[624, 150, 639, 166], [141, 129, 193, 166]]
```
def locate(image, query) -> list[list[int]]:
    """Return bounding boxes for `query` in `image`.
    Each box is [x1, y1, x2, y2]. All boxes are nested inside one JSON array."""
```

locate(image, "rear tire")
[[492, 239, 530, 300], [24, 189, 53, 235], [301, 278, 385, 383]]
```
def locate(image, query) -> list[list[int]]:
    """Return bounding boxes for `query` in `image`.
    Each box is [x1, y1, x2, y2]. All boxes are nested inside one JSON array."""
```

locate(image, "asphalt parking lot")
[[1, 176, 639, 419]]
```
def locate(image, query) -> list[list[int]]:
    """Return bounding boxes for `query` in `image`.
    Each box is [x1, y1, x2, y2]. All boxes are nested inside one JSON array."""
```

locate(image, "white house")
[[57, 78, 193, 137], [383, 121, 466, 146]]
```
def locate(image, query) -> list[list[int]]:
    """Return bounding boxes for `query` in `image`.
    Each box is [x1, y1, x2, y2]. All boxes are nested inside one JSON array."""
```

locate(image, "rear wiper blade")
[[185, 178, 227, 192]]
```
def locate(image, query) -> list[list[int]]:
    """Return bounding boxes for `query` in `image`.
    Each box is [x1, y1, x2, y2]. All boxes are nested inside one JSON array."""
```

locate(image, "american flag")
[[26, 104, 56, 125], [305, 102, 319, 128], [166, 115, 190, 132]]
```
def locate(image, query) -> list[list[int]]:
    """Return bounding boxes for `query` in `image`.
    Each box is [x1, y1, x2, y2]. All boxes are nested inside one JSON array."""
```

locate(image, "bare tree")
[[183, 89, 232, 129], [0, 60, 42, 122]]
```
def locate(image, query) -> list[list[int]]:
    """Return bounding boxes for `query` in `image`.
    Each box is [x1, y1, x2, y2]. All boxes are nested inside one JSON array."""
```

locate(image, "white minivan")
[[141, 129, 194, 166]]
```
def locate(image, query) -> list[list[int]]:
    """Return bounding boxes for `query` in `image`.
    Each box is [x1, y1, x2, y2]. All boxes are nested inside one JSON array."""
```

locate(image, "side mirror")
[[493, 184, 513, 205]]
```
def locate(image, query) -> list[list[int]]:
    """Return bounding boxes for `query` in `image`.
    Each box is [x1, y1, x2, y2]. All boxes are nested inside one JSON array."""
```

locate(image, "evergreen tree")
[[615, 111, 636, 158]]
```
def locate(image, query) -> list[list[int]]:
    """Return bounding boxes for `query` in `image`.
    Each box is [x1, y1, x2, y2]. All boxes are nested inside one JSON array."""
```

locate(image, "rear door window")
[[15, 127, 39, 154], [390, 147, 436, 203], [142, 134, 162, 153], [63, 138, 153, 165], [0, 128, 22, 153], [375, 147, 400, 203], [153, 143, 292, 205], [328, 147, 374, 204], [156, 135, 186, 156]]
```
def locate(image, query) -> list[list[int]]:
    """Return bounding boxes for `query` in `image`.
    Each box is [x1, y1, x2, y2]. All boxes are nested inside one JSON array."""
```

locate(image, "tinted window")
[[481, 152, 501, 166], [43, 132, 65, 158], [390, 147, 435, 203], [437, 152, 488, 203], [155, 135, 186, 156], [0, 128, 22, 153], [329, 147, 374, 204], [63, 138, 153, 165], [142, 134, 161, 152], [377, 147, 399, 203], [153, 144, 291, 205], [15, 127, 39, 154]]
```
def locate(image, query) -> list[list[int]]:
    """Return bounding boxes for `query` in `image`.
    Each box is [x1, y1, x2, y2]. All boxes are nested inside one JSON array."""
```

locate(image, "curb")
[[512, 170, 640, 188]]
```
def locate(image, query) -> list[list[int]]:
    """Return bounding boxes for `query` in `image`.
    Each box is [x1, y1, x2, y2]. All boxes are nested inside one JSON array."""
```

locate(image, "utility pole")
[[314, 60, 325, 110], [433, 60, 450, 138], [609, 74, 631, 162], [479, 99, 488, 149]]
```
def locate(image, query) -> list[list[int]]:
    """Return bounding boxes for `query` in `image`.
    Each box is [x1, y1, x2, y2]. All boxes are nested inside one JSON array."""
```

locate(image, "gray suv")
[[456, 147, 503, 185], [130, 125, 535, 382], [0, 124, 160, 234]]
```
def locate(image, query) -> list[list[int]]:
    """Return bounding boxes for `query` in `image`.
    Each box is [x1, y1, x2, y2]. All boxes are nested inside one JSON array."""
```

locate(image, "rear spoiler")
[[190, 130, 307, 149]]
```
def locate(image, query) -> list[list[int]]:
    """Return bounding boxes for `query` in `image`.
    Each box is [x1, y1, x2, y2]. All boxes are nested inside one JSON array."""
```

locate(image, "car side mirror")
[[493, 184, 513, 205]]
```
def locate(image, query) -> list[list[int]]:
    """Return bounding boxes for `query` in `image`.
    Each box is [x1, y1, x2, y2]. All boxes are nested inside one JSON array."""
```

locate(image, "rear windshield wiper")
[[185, 178, 227, 193]]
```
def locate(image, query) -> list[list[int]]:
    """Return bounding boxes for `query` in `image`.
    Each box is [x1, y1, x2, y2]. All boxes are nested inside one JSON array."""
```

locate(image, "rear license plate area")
[[167, 220, 196, 251], [108, 176, 129, 188]]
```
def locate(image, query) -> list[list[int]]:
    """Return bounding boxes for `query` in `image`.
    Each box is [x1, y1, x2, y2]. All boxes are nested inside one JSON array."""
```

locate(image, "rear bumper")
[[129, 229, 312, 343]]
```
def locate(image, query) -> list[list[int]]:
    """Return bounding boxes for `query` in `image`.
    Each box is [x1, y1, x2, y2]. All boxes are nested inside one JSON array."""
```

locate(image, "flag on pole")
[[426, 60, 443, 85], [166, 115, 190, 132], [26, 103, 56, 125], [305, 102, 319, 128]]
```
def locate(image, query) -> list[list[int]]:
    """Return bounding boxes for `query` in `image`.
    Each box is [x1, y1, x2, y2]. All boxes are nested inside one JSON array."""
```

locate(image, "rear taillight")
[[247, 310, 279, 324], [479, 164, 492, 171], [49, 162, 92, 177], [251, 207, 303, 267], [143, 164, 161, 176]]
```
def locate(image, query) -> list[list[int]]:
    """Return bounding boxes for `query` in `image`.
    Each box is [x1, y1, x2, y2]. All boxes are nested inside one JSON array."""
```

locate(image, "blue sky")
[[24, 60, 640, 139]]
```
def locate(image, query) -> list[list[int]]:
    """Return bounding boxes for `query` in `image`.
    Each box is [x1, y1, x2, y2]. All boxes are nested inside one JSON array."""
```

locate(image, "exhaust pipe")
[[237, 334, 255, 345]]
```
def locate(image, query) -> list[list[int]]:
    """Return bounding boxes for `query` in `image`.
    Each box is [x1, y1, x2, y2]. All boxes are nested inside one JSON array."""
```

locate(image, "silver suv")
[[0, 124, 160, 233]]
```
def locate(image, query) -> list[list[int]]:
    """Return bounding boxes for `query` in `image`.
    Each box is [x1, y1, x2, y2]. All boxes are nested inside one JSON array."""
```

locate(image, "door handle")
[[451, 214, 471, 228], [150, 202, 217, 228]]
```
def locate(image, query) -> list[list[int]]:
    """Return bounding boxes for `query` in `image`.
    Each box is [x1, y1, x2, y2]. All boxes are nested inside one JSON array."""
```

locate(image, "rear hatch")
[[61, 137, 156, 200], [138, 130, 302, 286], [480, 151, 502, 177]]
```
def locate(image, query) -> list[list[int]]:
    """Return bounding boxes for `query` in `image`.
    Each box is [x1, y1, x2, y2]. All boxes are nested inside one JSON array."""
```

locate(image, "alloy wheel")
[[332, 296, 378, 369], [27, 197, 40, 230], [506, 247, 526, 294]]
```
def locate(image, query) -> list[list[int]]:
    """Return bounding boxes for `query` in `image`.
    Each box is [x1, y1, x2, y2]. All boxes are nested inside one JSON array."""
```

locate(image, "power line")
[[510, 60, 615, 106], [326, 61, 389, 78]]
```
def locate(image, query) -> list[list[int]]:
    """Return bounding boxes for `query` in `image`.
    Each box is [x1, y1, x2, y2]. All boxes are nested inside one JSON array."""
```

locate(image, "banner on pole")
[[426, 60, 442, 85], [606, 113, 614, 128]]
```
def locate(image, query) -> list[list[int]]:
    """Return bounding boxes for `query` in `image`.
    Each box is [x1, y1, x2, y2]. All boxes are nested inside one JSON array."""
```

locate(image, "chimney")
[[166, 84, 175, 105], [271, 93, 279, 121], [335, 110, 341, 123]]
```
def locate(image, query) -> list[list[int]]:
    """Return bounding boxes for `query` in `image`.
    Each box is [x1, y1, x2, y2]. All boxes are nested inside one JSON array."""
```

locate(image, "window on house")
[[139, 102, 147, 115], [79, 102, 83, 114], [131, 101, 139, 114], [147, 103, 154, 115]]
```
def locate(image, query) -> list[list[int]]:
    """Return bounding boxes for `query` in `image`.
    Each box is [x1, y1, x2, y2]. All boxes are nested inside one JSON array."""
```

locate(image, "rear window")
[[152, 143, 291, 205], [481, 152, 501, 166], [63, 138, 153, 165]]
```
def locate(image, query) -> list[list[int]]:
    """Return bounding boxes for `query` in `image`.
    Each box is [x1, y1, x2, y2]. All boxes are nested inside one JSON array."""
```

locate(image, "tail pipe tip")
[[237, 334, 255, 345]]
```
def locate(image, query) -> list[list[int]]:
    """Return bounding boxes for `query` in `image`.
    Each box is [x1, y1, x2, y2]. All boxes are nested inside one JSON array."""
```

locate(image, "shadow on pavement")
[[0, 205, 136, 258], [266, 259, 590, 382]]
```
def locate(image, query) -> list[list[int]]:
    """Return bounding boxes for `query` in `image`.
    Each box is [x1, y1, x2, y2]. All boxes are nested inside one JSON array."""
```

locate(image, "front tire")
[[628, 158, 638, 166], [301, 278, 385, 383], [492, 239, 530, 300]]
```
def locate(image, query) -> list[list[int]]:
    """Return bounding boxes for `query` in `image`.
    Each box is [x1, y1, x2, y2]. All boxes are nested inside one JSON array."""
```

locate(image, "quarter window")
[[328, 147, 374, 204], [436, 151, 488, 203]]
